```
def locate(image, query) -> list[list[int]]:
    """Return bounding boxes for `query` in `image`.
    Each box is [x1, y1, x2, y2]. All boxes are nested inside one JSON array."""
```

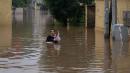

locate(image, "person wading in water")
[[46, 29, 61, 43]]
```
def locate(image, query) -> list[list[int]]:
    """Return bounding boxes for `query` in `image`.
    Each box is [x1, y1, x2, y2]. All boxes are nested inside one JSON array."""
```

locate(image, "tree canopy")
[[12, 0, 28, 7], [85, 0, 95, 5], [45, 0, 82, 25], [45, 0, 94, 25]]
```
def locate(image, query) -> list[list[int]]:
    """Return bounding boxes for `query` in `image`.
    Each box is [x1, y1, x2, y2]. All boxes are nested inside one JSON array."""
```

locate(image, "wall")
[[117, 0, 129, 24], [95, 0, 130, 30], [95, 0, 104, 31], [0, 0, 12, 48], [0, 0, 12, 27]]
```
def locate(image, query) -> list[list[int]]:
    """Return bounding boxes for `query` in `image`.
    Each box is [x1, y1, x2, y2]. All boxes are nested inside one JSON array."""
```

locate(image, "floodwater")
[[0, 10, 130, 73]]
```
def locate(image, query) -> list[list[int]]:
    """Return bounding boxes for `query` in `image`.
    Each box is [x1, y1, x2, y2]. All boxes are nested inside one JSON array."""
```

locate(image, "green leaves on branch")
[[12, 0, 28, 7], [85, 0, 95, 5], [45, 0, 83, 25]]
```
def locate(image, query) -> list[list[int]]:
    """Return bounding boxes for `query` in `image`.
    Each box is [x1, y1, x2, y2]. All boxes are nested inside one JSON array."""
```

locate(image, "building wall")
[[95, 0, 104, 31], [0, 0, 12, 48], [117, 0, 129, 24], [0, 0, 12, 27], [95, 0, 130, 30]]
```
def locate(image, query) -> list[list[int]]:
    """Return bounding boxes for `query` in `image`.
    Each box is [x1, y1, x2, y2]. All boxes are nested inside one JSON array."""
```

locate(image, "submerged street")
[[0, 10, 130, 73]]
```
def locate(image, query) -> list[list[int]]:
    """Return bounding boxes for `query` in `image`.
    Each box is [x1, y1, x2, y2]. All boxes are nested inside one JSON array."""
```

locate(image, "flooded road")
[[0, 10, 130, 73]]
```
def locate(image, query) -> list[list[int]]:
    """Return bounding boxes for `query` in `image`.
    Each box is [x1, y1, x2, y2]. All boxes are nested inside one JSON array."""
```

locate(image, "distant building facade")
[[0, 0, 12, 47], [95, 0, 130, 30], [0, 0, 12, 27]]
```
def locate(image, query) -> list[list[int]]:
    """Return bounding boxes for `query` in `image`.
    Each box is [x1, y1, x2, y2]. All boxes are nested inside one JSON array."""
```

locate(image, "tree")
[[12, 0, 27, 8], [85, 0, 95, 5], [45, 0, 82, 25]]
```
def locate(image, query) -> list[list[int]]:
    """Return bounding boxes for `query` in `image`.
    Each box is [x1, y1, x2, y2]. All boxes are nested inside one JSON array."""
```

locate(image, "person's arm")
[[54, 31, 61, 41], [57, 31, 60, 36], [57, 31, 61, 41]]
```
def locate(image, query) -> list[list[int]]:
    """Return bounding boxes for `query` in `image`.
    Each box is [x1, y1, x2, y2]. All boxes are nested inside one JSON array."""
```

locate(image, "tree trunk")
[[63, 18, 68, 26]]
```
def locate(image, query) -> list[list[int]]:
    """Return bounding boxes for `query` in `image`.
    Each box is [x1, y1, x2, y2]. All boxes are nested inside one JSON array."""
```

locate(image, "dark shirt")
[[46, 35, 59, 43], [46, 35, 54, 42]]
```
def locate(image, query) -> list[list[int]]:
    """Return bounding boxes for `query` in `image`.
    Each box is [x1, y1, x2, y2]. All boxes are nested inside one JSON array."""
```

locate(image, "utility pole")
[[104, 0, 110, 38], [112, 0, 117, 25]]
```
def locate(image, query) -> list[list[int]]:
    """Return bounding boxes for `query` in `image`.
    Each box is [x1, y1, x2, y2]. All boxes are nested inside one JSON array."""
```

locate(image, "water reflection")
[[1, 9, 130, 73], [112, 40, 130, 73], [39, 28, 97, 73], [0, 26, 12, 49], [0, 9, 50, 73], [0, 24, 12, 68], [112, 40, 129, 57], [104, 38, 130, 73], [104, 39, 112, 73]]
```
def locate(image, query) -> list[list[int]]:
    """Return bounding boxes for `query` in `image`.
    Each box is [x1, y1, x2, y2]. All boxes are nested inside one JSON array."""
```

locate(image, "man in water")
[[46, 29, 61, 43]]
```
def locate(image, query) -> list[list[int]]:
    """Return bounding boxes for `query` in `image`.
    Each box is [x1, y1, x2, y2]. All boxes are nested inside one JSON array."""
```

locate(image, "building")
[[0, 0, 12, 47], [95, 0, 130, 31], [0, 0, 12, 27]]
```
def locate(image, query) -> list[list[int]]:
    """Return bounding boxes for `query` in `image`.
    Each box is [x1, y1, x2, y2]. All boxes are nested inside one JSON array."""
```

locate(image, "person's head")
[[50, 29, 55, 36]]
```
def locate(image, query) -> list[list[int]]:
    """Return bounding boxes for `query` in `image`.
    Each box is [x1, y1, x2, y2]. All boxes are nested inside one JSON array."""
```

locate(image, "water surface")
[[0, 10, 130, 73]]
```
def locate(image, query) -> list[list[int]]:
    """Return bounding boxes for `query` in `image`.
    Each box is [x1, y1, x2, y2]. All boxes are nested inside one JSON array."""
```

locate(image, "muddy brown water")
[[0, 10, 130, 73]]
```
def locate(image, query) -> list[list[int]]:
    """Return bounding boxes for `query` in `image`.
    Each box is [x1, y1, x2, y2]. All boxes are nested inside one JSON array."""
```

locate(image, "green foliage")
[[85, 0, 95, 5], [45, 0, 94, 26], [12, 0, 27, 7], [45, 0, 83, 25]]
